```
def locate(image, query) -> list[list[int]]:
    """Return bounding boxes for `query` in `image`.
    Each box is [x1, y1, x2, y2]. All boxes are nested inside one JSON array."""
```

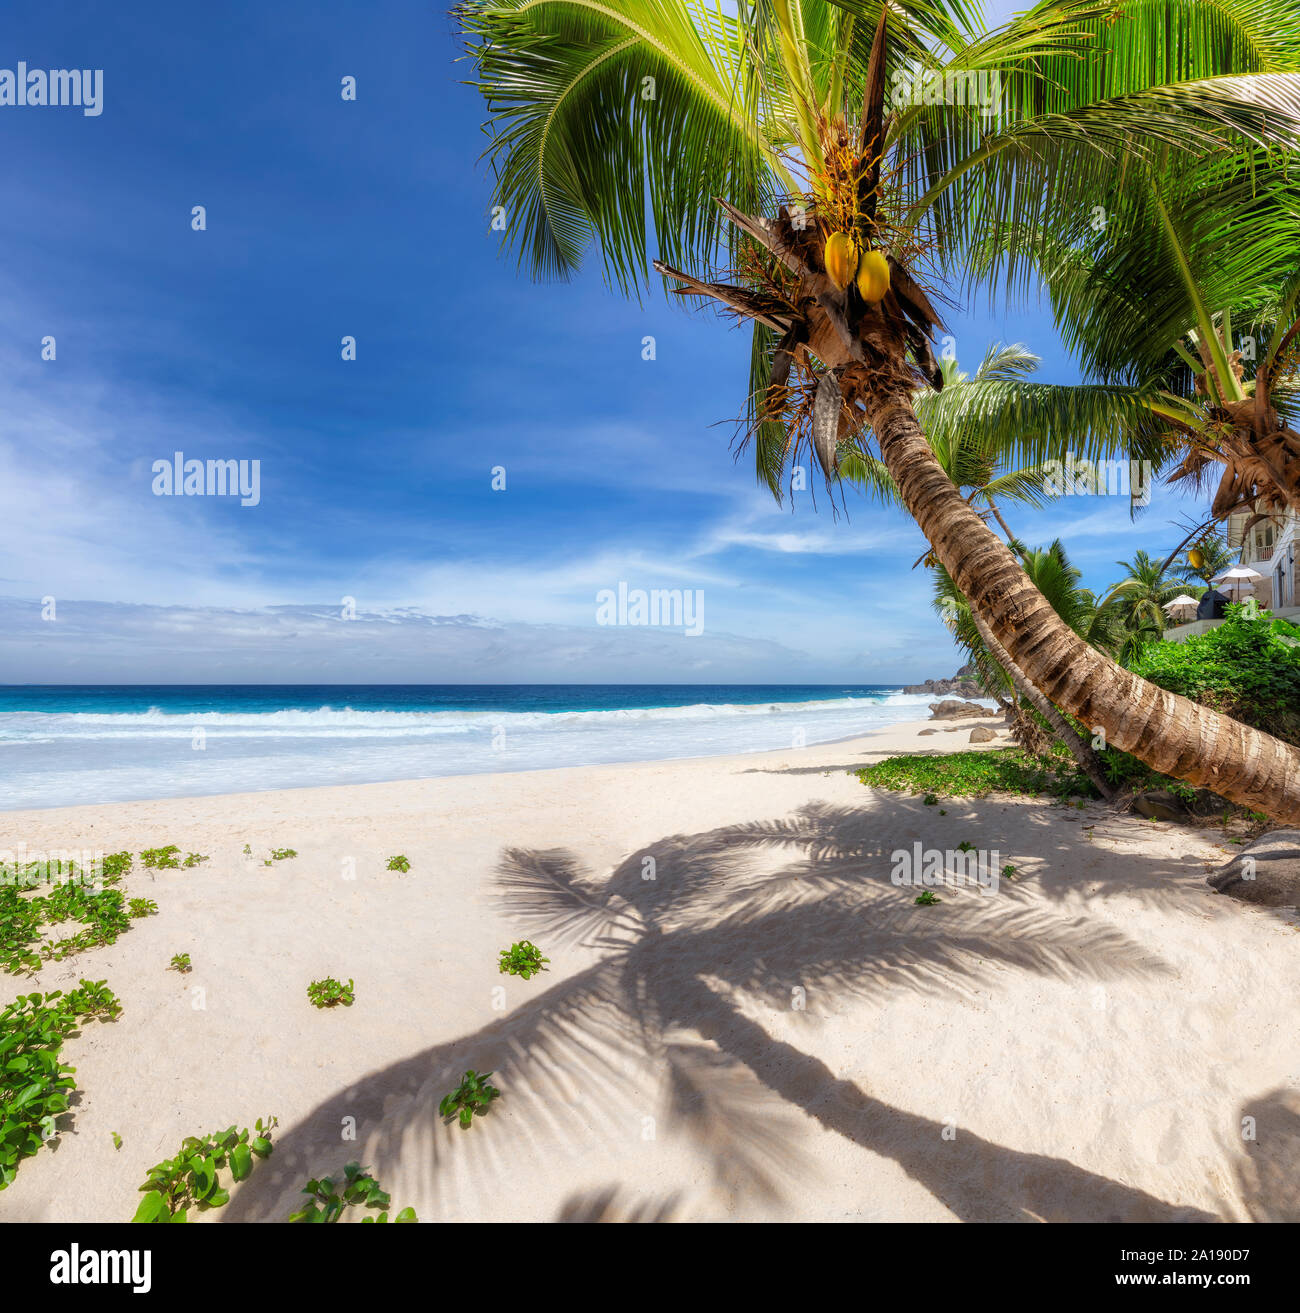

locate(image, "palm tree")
[[842, 341, 1054, 542], [457, 0, 1300, 820], [1103, 550, 1185, 648], [1012, 156, 1300, 520], [1173, 532, 1234, 590]]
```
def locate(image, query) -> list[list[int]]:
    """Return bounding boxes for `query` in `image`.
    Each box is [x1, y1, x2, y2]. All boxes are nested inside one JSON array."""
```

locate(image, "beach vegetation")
[[183, 852, 209, 867], [858, 749, 1095, 801], [288, 1161, 417, 1223], [914, 891, 941, 906], [169, 952, 192, 973], [140, 845, 181, 869], [64, 978, 122, 1020], [307, 976, 355, 1008], [268, 848, 297, 862], [386, 855, 411, 872], [132, 1116, 277, 1222], [1, 982, 122, 1189], [128, 897, 158, 918], [498, 940, 549, 980], [3, 879, 135, 974], [112, 1131, 122, 1150], [440, 1069, 499, 1129], [101, 851, 132, 882], [1129, 605, 1300, 747]]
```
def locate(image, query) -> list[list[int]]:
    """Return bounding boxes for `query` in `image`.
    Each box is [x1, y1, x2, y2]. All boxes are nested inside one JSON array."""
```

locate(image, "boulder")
[[969, 726, 997, 743], [903, 670, 985, 698], [917, 728, 939, 736], [928, 699, 988, 720], [1133, 790, 1187, 822], [1207, 830, 1300, 908]]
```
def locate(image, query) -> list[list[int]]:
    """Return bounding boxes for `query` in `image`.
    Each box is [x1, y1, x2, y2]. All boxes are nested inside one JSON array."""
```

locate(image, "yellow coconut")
[[823, 231, 859, 291], [1188, 547, 1205, 571], [855, 249, 890, 303]]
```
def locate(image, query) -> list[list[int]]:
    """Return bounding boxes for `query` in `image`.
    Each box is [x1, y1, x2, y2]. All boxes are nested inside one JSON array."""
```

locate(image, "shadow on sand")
[[221, 801, 1278, 1223]]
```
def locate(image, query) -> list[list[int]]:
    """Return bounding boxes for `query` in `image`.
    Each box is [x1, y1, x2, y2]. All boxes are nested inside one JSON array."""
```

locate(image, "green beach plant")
[[128, 897, 158, 918], [439, 1070, 499, 1129], [307, 977, 355, 1008], [914, 891, 942, 907], [386, 855, 411, 873], [140, 845, 181, 869], [1129, 604, 1300, 746], [288, 1161, 417, 1223], [169, 953, 192, 973], [0, 982, 123, 1189], [497, 940, 549, 980], [133, 1117, 277, 1223], [100, 852, 132, 883]]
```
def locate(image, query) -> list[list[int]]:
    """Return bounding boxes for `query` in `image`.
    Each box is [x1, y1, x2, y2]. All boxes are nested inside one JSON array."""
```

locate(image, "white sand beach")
[[2, 716, 1297, 1224]]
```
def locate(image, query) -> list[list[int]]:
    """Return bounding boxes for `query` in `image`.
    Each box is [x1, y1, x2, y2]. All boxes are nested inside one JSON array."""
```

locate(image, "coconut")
[[823, 231, 859, 291], [855, 249, 890, 303]]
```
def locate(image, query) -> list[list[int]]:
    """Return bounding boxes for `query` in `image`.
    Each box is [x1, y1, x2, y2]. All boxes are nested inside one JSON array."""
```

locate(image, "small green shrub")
[[128, 897, 158, 918], [386, 855, 411, 873], [100, 852, 133, 883], [64, 978, 122, 1020], [288, 1161, 417, 1223], [170, 953, 192, 973], [268, 848, 297, 862], [440, 1070, 499, 1129], [498, 940, 549, 980], [914, 891, 942, 906], [1129, 604, 1300, 746], [307, 977, 354, 1008], [133, 1117, 277, 1222], [182, 853, 209, 868], [140, 846, 181, 870], [0, 982, 123, 1189]]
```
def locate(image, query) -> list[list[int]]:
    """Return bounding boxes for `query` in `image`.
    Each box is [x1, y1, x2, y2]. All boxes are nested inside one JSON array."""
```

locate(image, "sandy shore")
[[2, 714, 1297, 1223]]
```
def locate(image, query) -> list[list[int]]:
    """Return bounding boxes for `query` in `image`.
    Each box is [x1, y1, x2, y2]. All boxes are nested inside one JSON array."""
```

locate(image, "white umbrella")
[[1162, 594, 1200, 621], [1211, 566, 1263, 601]]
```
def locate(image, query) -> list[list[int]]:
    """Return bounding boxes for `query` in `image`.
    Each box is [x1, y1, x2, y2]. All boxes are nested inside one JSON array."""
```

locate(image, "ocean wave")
[[0, 693, 948, 741]]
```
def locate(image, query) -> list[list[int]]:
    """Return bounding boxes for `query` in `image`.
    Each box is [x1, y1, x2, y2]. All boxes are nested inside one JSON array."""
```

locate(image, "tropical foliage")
[[1173, 532, 1234, 589], [1102, 550, 1185, 655], [1130, 604, 1300, 746]]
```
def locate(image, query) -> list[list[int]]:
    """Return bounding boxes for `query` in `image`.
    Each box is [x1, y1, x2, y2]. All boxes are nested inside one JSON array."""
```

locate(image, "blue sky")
[[0, 0, 1213, 684]]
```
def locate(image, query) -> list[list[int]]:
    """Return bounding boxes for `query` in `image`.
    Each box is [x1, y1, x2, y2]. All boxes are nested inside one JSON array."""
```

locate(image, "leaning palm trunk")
[[870, 390, 1299, 819], [661, 192, 1300, 822], [967, 610, 1116, 802]]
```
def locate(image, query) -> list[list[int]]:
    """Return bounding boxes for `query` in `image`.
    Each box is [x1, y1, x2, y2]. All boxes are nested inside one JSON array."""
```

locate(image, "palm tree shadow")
[[1229, 1088, 1300, 1222], [223, 802, 1209, 1223]]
